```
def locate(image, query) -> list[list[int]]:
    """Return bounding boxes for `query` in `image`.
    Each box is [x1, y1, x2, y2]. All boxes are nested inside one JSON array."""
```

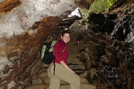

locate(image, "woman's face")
[[61, 33, 70, 43]]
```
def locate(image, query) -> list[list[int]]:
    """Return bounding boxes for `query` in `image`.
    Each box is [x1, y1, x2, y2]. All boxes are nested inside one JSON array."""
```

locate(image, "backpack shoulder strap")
[[45, 41, 52, 52]]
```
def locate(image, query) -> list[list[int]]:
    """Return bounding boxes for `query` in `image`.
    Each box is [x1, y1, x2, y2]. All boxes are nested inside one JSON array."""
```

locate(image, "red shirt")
[[51, 39, 69, 64]]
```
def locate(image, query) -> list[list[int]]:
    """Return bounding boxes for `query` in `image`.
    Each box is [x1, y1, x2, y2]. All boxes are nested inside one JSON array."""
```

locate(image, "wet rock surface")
[[69, 1, 134, 89]]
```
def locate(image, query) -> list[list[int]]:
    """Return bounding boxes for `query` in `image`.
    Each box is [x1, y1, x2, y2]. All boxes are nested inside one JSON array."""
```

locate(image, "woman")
[[47, 30, 80, 89]]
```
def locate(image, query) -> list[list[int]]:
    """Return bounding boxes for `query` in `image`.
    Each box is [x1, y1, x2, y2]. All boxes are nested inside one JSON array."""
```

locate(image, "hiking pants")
[[47, 63, 80, 89]]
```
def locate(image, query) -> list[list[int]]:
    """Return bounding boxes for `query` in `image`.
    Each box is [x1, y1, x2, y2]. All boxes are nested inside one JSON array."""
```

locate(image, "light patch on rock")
[[32, 78, 43, 84], [3, 69, 14, 78], [8, 81, 16, 89], [28, 29, 38, 36], [0, 57, 13, 71], [1, 80, 8, 85], [9, 56, 19, 61], [0, 13, 24, 38], [19, 0, 76, 28], [0, 87, 3, 89], [52, 0, 76, 13], [0, 72, 4, 79], [0, 42, 6, 48], [0, 57, 9, 71], [68, 8, 81, 17], [0, 0, 76, 38], [0, 0, 6, 3]]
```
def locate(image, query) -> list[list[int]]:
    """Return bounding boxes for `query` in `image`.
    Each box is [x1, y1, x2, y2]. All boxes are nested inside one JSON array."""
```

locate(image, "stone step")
[[79, 71, 88, 78], [24, 79, 94, 89], [39, 74, 89, 85], [68, 59, 83, 65], [69, 53, 80, 57], [37, 64, 85, 78], [24, 84, 47, 89], [24, 74, 92, 89], [68, 49, 78, 54], [45, 84, 96, 89], [24, 84, 96, 89], [68, 64, 85, 70], [68, 56, 80, 61], [68, 45, 85, 51]]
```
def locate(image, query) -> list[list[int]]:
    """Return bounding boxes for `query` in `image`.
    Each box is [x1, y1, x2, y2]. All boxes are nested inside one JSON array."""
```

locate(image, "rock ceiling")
[[0, 0, 77, 38]]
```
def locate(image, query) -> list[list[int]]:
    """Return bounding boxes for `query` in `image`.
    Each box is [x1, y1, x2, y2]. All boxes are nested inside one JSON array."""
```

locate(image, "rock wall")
[[69, 2, 134, 88], [0, 0, 78, 88], [0, 17, 62, 89]]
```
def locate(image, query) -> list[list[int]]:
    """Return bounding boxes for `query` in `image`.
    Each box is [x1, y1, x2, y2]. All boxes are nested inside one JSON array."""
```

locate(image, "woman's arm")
[[60, 60, 75, 73]]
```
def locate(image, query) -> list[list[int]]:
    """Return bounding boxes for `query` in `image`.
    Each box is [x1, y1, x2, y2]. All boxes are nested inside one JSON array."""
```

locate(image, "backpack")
[[41, 40, 57, 64]]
